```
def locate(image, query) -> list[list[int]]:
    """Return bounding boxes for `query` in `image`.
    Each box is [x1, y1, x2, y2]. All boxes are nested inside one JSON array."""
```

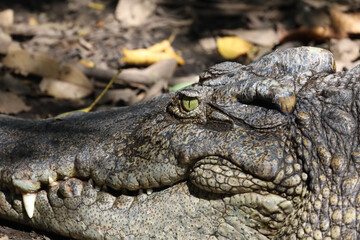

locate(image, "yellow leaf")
[[79, 59, 95, 68], [88, 2, 105, 10], [217, 36, 253, 59], [28, 17, 38, 25], [121, 40, 185, 66], [147, 40, 171, 52], [78, 29, 87, 37]]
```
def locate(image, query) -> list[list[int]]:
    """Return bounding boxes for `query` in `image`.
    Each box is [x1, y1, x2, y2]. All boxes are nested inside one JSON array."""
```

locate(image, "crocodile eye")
[[181, 96, 199, 112]]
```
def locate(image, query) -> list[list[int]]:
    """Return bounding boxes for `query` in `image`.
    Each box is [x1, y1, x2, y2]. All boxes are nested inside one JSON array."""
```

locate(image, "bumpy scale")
[[0, 47, 359, 240]]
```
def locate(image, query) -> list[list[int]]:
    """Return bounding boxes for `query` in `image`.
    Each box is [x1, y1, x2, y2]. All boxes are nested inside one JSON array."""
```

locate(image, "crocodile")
[[0, 47, 359, 239]]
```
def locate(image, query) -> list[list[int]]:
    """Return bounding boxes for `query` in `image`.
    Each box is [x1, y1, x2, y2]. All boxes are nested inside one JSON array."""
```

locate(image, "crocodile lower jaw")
[[0, 177, 294, 239]]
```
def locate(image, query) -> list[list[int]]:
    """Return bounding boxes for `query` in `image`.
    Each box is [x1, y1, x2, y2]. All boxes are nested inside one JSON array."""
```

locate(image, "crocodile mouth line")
[[0, 156, 275, 220], [0, 176, 186, 220]]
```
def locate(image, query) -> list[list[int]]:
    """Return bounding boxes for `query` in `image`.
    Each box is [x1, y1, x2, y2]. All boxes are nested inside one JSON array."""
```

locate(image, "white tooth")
[[146, 189, 153, 195], [138, 189, 144, 195], [48, 176, 54, 184], [22, 193, 36, 218], [48, 176, 59, 186], [88, 178, 94, 186]]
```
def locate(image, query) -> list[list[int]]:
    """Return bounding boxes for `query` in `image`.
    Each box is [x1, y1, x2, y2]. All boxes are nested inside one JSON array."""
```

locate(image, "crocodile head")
[[1, 47, 359, 239]]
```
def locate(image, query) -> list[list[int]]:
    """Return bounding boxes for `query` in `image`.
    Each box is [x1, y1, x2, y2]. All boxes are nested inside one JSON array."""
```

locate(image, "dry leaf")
[[115, 0, 155, 27], [28, 17, 38, 25], [60, 64, 93, 89], [39, 78, 92, 99], [0, 91, 31, 114], [220, 29, 278, 47], [331, 9, 360, 34], [2, 50, 60, 78], [79, 59, 95, 68], [121, 40, 185, 66], [146, 40, 171, 52], [0, 9, 14, 28], [217, 36, 254, 59], [279, 25, 341, 42], [330, 38, 360, 70], [101, 88, 138, 104], [117, 58, 178, 85], [199, 37, 217, 53], [88, 2, 105, 10], [39, 64, 93, 99], [0, 32, 12, 54]]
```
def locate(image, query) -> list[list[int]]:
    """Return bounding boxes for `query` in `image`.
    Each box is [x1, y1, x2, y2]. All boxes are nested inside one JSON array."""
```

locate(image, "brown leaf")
[[39, 64, 93, 99], [39, 78, 93, 99], [331, 9, 360, 34], [0, 32, 12, 54], [220, 29, 278, 47], [119, 58, 178, 84], [330, 38, 360, 71], [2, 50, 60, 78], [60, 64, 93, 89], [101, 89, 138, 104], [115, 0, 155, 27], [0, 9, 14, 28], [0, 91, 31, 114], [280, 26, 341, 43]]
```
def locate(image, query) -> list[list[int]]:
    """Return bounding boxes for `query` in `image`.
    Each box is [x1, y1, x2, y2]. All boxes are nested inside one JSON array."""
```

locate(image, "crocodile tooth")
[[48, 176, 59, 186], [22, 193, 36, 218], [138, 189, 144, 195], [88, 178, 94, 186], [146, 189, 153, 195], [48, 176, 55, 184]]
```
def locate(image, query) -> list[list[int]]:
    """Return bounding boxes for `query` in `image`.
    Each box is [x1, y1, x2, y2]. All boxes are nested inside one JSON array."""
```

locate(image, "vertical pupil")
[[182, 96, 198, 112]]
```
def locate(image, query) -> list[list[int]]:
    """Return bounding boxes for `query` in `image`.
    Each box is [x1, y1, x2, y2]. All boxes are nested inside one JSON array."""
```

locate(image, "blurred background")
[[1, 0, 360, 120]]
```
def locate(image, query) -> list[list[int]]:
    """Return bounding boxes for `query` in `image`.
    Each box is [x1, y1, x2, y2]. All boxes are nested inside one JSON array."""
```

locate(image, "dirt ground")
[[1, 0, 360, 239]]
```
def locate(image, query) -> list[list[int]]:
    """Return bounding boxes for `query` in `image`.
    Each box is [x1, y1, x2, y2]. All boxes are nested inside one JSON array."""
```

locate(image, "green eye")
[[181, 96, 199, 112]]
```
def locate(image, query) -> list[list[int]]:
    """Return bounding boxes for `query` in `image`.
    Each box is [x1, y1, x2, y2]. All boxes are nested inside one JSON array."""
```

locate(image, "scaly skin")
[[0, 47, 359, 239]]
